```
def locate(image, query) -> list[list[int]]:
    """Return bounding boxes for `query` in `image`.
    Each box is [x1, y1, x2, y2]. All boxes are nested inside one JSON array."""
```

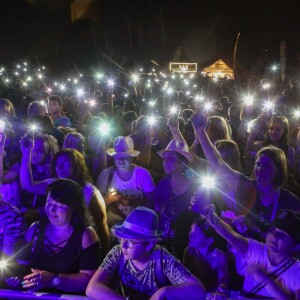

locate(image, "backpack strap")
[[154, 246, 170, 287]]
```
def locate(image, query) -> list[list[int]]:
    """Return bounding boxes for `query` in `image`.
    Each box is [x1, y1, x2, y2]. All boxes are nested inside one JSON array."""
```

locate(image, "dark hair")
[[265, 115, 289, 154], [50, 148, 93, 186], [122, 110, 138, 123], [46, 179, 90, 229], [35, 134, 59, 164], [0, 98, 16, 118], [215, 139, 241, 171], [49, 95, 63, 107], [254, 146, 287, 188]]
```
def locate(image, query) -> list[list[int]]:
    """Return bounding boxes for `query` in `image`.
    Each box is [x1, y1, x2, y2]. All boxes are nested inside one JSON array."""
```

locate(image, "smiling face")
[[55, 153, 74, 179], [45, 195, 73, 226], [268, 120, 285, 143], [254, 154, 278, 186]]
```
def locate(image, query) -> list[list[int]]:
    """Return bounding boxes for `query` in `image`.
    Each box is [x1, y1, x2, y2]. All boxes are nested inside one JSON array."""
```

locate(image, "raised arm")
[[20, 137, 51, 195], [191, 112, 241, 190]]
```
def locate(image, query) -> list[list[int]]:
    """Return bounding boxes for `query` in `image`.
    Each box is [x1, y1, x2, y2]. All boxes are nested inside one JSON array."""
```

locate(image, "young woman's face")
[[162, 152, 184, 175], [55, 154, 74, 179], [45, 195, 73, 227], [268, 120, 285, 143], [254, 154, 278, 186], [188, 224, 209, 248], [31, 138, 48, 165]]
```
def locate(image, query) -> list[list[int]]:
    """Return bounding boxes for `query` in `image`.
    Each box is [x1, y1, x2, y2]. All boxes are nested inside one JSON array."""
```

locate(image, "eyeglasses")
[[118, 238, 148, 249]]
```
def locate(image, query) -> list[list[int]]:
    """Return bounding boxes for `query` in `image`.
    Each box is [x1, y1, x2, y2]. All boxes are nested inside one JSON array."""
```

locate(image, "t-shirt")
[[242, 239, 300, 297], [0, 202, 25, 256], [100, 245, 192, 300], [96, 165, 155, 217]]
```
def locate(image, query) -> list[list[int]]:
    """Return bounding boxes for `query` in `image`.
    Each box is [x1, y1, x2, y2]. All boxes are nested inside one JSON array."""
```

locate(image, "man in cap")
[[193, 205, 300, 299], [86, 206, 206, 299]]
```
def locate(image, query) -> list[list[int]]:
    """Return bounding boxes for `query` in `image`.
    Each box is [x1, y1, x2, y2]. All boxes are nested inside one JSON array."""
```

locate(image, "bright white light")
[[294, 110, 300, 118], [37, 73, 43, 79], [76, 88, 84, 97], [263, 101, 274, 111], [0, 259, 8, 269], [146, 83, 152, 88], [185, 90, 191, 96], [131, 74, 140, 83], [262, 83, 271, 90], [183, 79, 190, 86], [247, 120, 256, 133], [89, 99, 96, 107], [195, 94, 204, 102], [40, 100, 47, 107], [149, 101, 156, 107], [5, 78, 10, 83], [201, 176, 216, 189], [203, 102, 213, 111], [29, 124, 38, 132], [107, 79, 115, 87], [99, 123, 110, 135], [148, 116, 156, 126], [170, 106, 178, 115], [166, 87, 173, 95], [59, 84, 66, 91], [26, 76, 32, 82], [124, 93, 129, 98], [244, 95, 254, 106], [171, 74, 176, 79], [271, 65, 278, 71], [73, 79, 78, 84], [95, 73, 103, 79], [15, 72, 19, 76], [46, 87, 52, 93]]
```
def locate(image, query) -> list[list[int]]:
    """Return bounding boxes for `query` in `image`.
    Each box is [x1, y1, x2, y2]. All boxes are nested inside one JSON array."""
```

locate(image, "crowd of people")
[[0, 69, 300, 299]]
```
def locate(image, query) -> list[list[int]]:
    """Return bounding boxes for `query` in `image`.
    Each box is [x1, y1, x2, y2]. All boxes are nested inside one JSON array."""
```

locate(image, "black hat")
[[271, 210, 300, 243]]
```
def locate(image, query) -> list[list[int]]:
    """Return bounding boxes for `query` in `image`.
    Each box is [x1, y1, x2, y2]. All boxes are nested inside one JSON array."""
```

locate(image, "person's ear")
[[145, 241, 156, 251]]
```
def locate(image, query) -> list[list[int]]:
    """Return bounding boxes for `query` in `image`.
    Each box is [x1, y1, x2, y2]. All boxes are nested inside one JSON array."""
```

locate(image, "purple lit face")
[[266, 227, 295, 254], [45, 195, 73, 226], [254, 154, 277, 186], [268, 120, 285, 143], [188, 224, 209, 248], [162, 152, 185, 175], [55, 154, 74, 179], [31, 137, 48, 165], [114, 156, 133, 172]]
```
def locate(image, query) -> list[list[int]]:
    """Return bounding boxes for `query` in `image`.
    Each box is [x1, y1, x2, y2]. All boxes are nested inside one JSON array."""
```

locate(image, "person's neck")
[[117, 165, 134, 177], [257, 185, 279, 205], [267, 248, 292, 266], [131, 251, 153, 271], [50, 111, 61, 120], [195, 244, 210, 257], [49, 223, 72, 237]]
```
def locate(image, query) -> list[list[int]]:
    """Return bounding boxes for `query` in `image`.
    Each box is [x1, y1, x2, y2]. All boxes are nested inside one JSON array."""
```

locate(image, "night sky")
[[1, 0, 300, 75]]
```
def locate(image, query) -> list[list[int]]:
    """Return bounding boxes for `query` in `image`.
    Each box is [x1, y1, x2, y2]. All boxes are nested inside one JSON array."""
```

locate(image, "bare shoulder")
[[82, 226, 99, 249]]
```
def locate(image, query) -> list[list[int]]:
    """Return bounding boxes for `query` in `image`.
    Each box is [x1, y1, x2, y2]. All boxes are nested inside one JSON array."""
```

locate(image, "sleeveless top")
[[28, 222, 102, 274]]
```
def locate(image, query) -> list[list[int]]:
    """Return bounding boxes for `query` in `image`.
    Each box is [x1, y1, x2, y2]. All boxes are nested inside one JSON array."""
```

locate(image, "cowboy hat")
[[107, 136, 140, 157], [158, 139, 193, 162]]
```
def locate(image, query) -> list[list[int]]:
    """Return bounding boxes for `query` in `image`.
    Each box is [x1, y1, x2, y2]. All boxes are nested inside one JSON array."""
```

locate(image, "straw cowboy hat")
[[158, 139, 193, 162], [112, 206, 162, 241], [107, 136, 140, 158]]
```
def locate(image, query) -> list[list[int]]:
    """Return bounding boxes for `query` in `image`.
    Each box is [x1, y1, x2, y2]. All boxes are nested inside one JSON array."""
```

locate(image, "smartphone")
[[0, 120, 5, 133]]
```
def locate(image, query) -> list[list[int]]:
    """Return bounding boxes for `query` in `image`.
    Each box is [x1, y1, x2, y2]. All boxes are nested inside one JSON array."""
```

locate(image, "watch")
[[52, 274, 61, 287]]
